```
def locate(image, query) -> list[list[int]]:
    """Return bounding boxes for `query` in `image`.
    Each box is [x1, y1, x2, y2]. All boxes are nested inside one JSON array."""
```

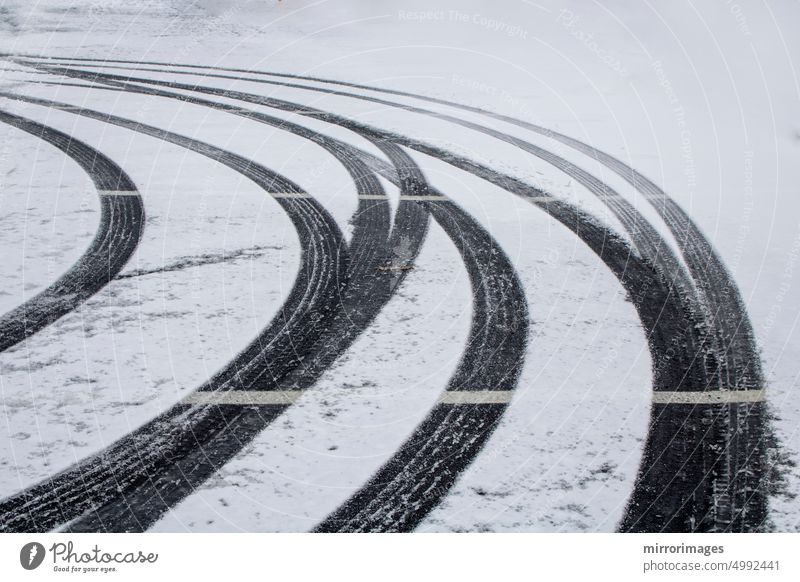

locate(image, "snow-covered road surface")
[[0, 0, 798, 533]]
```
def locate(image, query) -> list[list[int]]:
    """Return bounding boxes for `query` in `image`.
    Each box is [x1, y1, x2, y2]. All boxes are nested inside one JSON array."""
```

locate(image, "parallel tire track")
[[68, 54, 756, 384], [16, 56, 764, 388], [147, 64, 764, 532], [190, 65, 767, 531], [47, 69, 722, 531], [2, 57, 769, 532], [42, 93, 430, 532], [0, 84, 531, 533], [0, 95, 348, 533], [0, 87, 434, 532], [52, 72, 714, 532], [0, 108, 144, 352]]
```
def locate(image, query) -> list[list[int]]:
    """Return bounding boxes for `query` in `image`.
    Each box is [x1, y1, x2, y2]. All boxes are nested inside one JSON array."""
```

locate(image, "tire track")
[[40, 70, 721, 531], [78, 62, 761, 532], [0, 94, 349, 533], [12, 56, 765, 385], [32, 73, 715, 531], [0, 83, 531, 533], [166, 61, 770, 532], [37, 59, 758, 388], [0, 88, 433, 532], [6, 59, 769, 531], [0, 108, 144, 352]]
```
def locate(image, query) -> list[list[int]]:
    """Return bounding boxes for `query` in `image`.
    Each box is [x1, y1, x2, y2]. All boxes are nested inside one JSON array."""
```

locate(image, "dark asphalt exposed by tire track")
[[4, 58, 769, 531], [119, 62, 762, 532], [187, 65, 767, 529], [47, 80, 527, 533], [44, 69, 723, 531], [0, 86, 437, 532], [12, 56, 765, 390], [0, 81, 532, 532], [0, 93, 349, 533], [58, 56, 757, 384], [41, 72, 717, 532], [0, 108, 144, 353], [21, 86, 431, 531]]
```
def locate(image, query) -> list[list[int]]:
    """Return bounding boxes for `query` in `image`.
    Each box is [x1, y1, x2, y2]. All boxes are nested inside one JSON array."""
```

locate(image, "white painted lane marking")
[[98, 190, 141, 196], [182, 390, 515, 406], [182, 389, 764, 406], [597, 193, 668, 201], [438, 390, 515, 404], [271, 192, 313, 199], [183, 391, 303, 405], [652, 390, 765, 404], [273, 194, 450, 201], [399, 195, 450, 201]]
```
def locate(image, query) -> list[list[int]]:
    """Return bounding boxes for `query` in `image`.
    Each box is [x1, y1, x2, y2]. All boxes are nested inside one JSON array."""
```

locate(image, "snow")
[[1, 0, 799, 531]]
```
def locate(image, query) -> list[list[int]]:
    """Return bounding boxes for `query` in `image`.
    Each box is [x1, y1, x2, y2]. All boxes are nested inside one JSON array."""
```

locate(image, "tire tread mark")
[[0, 96, 348, 533], [0, 108, 143, 352]]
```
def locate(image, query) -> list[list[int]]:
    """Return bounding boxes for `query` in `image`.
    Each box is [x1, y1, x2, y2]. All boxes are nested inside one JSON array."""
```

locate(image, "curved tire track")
[[0, 83, 531, 533], [3, 57, 769, 531], [195, 66, 767, 531], [38, 59, 758, 386], [14, 57, 763, 385], [0, 108, 144, 352], [0, 94, 348, 533], [45, 72, 713, 532], [0, 88, 433, 532], [40, 68, 722, 531]]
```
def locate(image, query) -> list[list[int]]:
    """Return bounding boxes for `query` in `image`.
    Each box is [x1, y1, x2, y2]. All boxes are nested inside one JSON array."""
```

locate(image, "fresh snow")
[[0, 0, 798, 531]]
